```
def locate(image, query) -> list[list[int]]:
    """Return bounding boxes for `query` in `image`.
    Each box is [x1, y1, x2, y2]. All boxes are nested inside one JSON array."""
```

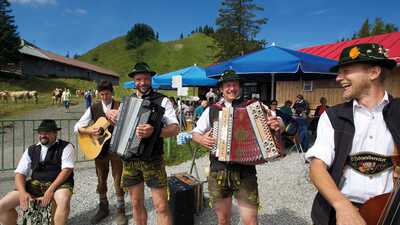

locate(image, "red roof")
[[299, 32, 400, 63]]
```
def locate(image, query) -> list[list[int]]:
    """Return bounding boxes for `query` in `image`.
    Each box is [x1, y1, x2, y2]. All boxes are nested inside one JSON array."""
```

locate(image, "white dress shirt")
[[306, 92, 394, 203], [15, 140, 75, 177]]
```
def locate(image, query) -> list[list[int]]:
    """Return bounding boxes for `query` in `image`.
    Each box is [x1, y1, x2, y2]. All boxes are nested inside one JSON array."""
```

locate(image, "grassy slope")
[[78, 33, 220, 98]]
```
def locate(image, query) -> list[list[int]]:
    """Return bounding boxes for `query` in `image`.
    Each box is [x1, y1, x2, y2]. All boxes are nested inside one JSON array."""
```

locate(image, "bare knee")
[[131, 198, 145, 211], [153, 201, 169, 215], [54, 190, 71, 211]]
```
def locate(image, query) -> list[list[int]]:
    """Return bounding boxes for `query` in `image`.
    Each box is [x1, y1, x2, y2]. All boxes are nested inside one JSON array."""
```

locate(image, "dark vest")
[[132, 90, 166, 160], [311, 95, 400, 225], [208, 98, 257, 173], [28, 139, 74, 185]]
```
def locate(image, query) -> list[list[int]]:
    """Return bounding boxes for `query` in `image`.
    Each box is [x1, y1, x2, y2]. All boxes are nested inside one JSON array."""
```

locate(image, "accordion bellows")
[[211, 101, 281, 165]]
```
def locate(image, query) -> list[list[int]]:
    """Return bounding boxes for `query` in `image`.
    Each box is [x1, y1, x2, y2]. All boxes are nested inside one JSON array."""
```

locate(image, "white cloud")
[[64, 8, 88, 16], [309, 9, 330, 16], [9, 0, 57, 5], [75, 8, 87, 15]]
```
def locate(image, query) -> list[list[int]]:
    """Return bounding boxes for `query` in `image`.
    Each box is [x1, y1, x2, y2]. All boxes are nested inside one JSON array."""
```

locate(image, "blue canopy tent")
[[153, 65, 217, 87], [205, 45, 338, 100], [122, 78, 166, 89]]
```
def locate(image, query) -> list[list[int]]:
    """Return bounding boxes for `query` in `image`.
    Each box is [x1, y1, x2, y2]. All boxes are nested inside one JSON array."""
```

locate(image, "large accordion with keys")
[[211, 101, 282, 165], [110, 96, 165, 161]]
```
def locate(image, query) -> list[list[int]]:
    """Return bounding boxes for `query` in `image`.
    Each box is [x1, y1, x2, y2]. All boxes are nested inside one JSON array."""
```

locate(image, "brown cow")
[[52, 88, 62, 104]]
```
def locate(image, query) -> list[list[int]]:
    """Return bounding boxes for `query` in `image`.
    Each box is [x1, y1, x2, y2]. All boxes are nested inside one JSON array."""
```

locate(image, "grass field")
[[0, 76, 97, 118]]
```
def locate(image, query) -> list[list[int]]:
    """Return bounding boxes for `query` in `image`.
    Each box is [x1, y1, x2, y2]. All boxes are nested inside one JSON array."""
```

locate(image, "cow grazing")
[[9, 91, 29, 103], [0, 91, 10, 103], [27, 91, 38, 104], [52, 88, 62, 104]]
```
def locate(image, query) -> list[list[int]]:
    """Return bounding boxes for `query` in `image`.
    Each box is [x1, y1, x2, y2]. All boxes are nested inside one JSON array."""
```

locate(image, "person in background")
[[306, 43, 399, 225], [310, 97, 330, 135], [61, 88, 71, 113], [0, 120, 74, 225], [279, 100, 293, 117], [84, 89, 92, 109], [194, 100, 208, 122], [205, 87, 218, 103], [293, 94, 310, 117]]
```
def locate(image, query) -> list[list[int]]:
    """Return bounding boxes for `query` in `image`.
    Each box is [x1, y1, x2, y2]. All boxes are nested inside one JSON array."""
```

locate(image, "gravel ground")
[[0, 102, 317, 224], [0, 151, 316, 225]]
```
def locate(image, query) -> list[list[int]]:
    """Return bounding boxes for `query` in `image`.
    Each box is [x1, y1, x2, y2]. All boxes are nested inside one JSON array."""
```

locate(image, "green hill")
[[79, 33, 220, 83]]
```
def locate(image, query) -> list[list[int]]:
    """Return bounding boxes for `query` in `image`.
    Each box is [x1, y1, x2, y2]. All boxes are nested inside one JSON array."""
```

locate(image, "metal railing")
[[0, 119, 89, 171]]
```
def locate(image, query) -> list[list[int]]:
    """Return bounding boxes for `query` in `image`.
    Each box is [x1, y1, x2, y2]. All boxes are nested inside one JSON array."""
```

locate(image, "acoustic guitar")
[[78, 117, 111, 160]]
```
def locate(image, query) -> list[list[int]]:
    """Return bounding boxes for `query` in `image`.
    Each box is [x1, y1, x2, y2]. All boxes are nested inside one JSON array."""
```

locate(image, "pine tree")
[[371, 17, 385, 35], [0, 0, 21, 65], [126, 23, 156, 49], [214, 0, 267, 60], [358, 19, 370, 38], [180, 33, 184, 39], [384, 23, 398, 33]]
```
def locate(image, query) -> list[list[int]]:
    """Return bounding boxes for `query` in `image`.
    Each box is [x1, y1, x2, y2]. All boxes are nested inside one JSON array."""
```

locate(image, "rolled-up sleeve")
[[15, 149, 31, 176], [73, 108, 92, 133], [305, 112, 335, 167], [61, 143, 75, 169], [161, 98, 179, 125]]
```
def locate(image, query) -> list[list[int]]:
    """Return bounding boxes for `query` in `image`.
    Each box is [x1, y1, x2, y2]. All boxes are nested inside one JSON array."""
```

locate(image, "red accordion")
[[211, 101, 282, 165]]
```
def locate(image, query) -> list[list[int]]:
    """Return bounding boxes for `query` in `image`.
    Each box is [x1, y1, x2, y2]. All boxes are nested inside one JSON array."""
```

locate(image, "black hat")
[[217, 69, 241, 86], [35, 120, 61, 132], [128, 62, 156, 78], [330, 43, 397, 72]]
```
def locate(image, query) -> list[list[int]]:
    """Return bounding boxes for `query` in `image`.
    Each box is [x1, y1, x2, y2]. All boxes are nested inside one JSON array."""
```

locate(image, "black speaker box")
[[168, 176, 195, 225]]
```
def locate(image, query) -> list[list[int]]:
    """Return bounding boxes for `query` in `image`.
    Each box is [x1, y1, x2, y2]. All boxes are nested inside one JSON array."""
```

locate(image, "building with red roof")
[[275, 32, 400, 109]]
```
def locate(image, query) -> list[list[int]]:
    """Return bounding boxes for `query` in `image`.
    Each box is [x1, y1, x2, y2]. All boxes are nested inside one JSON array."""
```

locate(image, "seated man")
[[0, 119, 75, 225]]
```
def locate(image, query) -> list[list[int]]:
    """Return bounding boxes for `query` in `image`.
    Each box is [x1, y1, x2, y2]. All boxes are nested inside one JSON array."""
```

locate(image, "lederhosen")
[[311, 96, 400, 225], [90, 99, 120, 158], [27, 140, 74, 197]]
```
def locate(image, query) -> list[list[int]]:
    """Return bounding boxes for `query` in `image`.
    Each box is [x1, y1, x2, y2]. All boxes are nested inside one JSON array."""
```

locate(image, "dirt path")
[[6, 101, 87, 120]]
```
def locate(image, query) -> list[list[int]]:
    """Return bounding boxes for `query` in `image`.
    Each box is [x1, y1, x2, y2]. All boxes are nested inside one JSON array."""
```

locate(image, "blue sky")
[[9, 0, 400, 56]]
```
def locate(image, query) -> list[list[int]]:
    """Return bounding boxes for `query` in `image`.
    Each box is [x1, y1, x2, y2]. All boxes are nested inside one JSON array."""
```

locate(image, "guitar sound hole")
[[98, 127, 105, 135]]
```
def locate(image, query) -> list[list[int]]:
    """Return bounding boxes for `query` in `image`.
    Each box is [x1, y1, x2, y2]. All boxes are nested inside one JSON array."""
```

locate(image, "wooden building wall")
[[275, 67, 400, 109], [21, 55, 119, 85]]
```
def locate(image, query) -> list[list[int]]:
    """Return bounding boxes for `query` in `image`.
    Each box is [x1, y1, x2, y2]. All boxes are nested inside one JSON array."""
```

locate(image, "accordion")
[[211, 101, 282, 165], [110, 96, 165, 161]]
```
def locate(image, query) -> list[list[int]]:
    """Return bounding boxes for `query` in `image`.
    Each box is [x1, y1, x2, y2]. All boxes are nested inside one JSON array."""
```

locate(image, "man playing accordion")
[[107, 62, 179, 225], [192, 70, 283, 225], [0, 119, 74, 225]]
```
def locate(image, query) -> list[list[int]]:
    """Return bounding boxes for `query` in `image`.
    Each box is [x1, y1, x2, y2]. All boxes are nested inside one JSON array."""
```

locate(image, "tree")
[[385, 23, 398, 33], [180, 33, 184, 39], [0, 0, 21, 65], [358, 19, 371, 38], [126, 23, 156, 49], [371, 17, 385, 35], [214, 0, 267, 61]]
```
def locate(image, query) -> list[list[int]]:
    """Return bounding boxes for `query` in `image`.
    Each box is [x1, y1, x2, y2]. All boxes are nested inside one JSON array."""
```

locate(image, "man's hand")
[[19, 191, 32, 211], [136, 123, 154, 138], [40, 188, 54, 207], [267, 116, 281, 132], [198, 131, 215, 149], [106, 109, 119, 124], [90, 127, 101, 136], [335, 201, 367, 225]]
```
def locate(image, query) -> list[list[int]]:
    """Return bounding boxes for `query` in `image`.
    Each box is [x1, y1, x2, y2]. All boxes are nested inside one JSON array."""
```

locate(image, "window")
[[303, 80, 313, 92]]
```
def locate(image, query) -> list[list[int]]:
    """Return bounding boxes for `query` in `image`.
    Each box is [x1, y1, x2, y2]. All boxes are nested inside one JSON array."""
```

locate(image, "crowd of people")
[[0, 43, 399, 225]]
